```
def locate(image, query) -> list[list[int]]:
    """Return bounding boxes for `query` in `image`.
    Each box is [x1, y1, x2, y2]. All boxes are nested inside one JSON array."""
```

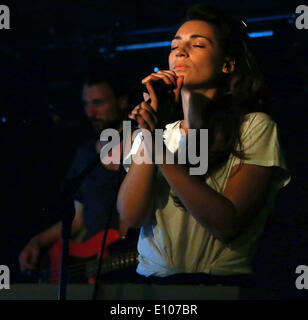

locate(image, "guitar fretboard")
[[86, 251, 139, 277]]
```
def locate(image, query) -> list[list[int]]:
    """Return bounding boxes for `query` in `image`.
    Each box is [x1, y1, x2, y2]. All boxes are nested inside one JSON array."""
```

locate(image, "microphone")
[[127, 80, 176, 128]]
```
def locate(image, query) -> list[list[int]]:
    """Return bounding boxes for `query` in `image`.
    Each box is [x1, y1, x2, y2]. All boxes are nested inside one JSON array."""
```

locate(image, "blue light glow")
[[116, 41, 171, 51], [154, 67, 159, 72], [2, 117, 7, 123], [247, 14, 295, 23], [248, 30, 274, 38]]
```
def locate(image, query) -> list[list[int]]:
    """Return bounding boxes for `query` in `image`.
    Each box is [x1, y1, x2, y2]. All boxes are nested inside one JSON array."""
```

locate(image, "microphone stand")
[[58, 197, 75, 300], [55, 155, 100, 300], [91, 120, 140, 300], [91, 168, 123, 300]]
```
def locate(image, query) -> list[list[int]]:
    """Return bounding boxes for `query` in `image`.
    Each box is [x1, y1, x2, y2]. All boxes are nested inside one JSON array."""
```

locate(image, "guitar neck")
[[86, 251, 139, 278]]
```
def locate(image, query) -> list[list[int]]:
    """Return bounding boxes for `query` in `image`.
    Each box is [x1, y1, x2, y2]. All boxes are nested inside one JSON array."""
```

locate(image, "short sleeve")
[[234, 112, 291, 188]]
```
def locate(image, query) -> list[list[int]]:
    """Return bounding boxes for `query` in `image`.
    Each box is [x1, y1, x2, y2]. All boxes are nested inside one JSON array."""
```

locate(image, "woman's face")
[[169, 20, 225, 89]]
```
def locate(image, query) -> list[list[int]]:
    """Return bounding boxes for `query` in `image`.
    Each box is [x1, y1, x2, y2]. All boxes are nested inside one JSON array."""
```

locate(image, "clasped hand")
[[128, 70, 184, 132]]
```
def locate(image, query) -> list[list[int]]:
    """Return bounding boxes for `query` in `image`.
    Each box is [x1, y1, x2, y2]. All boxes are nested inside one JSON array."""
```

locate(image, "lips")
[[174, 64, 188, 70]]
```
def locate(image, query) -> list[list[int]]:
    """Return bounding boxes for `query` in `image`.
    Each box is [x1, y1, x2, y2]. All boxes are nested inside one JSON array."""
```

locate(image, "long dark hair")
[[171, 3, 273, 208]]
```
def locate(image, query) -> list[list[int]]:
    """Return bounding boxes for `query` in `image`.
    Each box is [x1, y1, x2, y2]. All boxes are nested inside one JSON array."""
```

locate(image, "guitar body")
[[47, 229, 121, 284]]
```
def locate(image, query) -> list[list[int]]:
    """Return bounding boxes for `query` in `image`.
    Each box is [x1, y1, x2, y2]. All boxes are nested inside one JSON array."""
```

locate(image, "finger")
[[160, 70, 178, 80], [135, 114, 150, 131], [142, 72, 175, 86], [20, 254, 33, 271], [29, 250, 39, 269], [152, 73, 174, 85], [141, 73, 161, 85], [140, 101, 158, 122], [131, 108, 139, 115], [146, 81, 158, 111], [134, 105, 156, 132], [139, 108, 156, 132], [140, 101, 153, 110], [163, 70, 178, 77], [138, 102, 157, 131], [130, 104, 141, 115], [141, 70, 177, 82], [155, 70, 177, 85]]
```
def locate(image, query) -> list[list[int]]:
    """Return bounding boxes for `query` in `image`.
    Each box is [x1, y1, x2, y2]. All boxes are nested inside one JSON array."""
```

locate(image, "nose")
[[175, 44, 188, 57]]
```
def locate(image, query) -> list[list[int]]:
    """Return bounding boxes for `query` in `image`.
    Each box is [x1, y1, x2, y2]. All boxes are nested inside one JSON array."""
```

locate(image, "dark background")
[[0, 0, 307, 298]]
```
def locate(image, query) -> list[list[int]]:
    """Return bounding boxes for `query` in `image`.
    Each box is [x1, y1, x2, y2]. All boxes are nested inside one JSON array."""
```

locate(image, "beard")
[[89, 117, 122, 133]]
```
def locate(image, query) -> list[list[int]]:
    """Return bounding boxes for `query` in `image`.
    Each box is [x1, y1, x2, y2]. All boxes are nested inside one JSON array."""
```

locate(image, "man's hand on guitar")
[[19, 236, 41, 272]]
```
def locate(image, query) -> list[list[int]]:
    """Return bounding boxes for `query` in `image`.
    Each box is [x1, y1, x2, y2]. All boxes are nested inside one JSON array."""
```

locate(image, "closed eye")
[[170, 44, 205, 50]]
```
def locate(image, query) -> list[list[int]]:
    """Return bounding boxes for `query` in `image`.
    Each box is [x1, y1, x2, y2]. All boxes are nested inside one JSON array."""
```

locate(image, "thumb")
[[174, 76, 184, 102]]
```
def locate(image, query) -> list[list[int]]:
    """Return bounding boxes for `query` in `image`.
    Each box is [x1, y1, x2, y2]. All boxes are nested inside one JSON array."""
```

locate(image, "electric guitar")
[[31, 228, 139, 284]]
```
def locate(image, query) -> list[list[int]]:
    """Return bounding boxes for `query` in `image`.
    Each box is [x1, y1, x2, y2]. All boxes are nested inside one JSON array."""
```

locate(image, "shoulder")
[[242, 112, 275, 128], [240, 112, 276, 137], [74, 138, 96, 157], [71, 138, 97, 169]]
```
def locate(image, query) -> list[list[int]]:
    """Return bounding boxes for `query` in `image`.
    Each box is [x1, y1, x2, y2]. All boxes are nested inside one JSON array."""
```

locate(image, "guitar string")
[[39, 251, 139, 280], [41, 233, 139, 278], [45, 252, 138, 278], [47, 258, 138, 283], [48, 255, 139, 282], [48, 257, 138, 283], [49, 255, 138, 279], [46, 251, 138, 275]]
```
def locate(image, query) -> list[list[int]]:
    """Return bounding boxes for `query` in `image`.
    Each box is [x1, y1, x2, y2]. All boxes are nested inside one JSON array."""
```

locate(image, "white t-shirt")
[[124, 112, 291, 277]]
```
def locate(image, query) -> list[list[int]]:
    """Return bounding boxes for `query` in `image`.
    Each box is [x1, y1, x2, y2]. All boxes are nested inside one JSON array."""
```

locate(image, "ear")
[[222, 56, 235, 74]]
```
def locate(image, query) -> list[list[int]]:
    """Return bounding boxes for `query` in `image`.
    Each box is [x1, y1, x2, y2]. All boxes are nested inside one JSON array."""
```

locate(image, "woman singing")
[[117, 3, 291, 286]]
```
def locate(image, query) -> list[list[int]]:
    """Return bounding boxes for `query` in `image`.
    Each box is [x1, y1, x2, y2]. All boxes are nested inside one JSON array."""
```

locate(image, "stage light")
[[248, 30, 274, 38], [116, 41, 171, 51]]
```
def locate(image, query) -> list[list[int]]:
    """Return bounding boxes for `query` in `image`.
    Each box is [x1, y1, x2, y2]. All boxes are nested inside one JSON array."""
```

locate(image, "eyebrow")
[[173, 34, 213, 44]]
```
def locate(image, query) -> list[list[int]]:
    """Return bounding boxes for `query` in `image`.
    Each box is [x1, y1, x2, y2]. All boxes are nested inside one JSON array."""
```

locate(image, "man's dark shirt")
[[67, 138, 126, 241]]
